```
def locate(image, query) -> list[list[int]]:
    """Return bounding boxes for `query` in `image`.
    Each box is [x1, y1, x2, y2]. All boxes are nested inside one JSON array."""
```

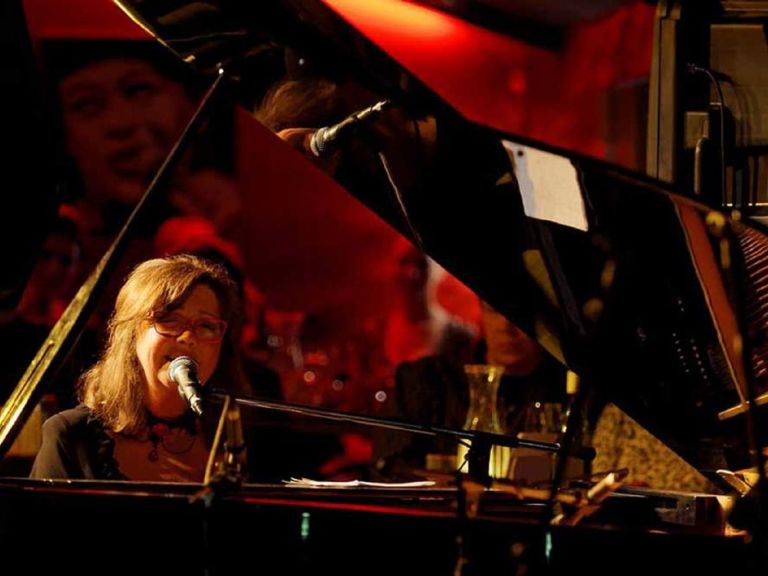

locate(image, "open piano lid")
[[113, 0, 767, 475]]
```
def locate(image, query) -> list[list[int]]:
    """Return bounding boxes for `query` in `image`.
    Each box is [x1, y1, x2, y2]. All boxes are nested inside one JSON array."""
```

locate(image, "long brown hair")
[[253, 77, 342, 132], [81, 254, 245, 433]]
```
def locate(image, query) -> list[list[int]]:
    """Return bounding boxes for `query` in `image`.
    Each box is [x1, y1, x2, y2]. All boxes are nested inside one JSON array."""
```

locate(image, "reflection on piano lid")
[[111, 0, 768, 479]]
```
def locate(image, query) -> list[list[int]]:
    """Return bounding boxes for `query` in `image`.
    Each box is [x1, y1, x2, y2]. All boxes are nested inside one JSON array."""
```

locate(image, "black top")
[[29, 405, 122, 480], [31, 403, 349, 483]]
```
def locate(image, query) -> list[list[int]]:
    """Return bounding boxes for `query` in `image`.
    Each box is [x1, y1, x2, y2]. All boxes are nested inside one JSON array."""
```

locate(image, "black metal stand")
[[193, 393, 248, 576]]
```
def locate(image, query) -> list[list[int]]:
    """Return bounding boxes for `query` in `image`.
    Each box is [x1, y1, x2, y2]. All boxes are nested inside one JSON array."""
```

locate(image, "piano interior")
[[2, 0, 768, 573]]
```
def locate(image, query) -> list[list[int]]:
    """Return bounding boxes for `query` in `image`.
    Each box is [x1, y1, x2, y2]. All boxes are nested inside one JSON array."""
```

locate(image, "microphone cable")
[[687, 63, 728, 207]]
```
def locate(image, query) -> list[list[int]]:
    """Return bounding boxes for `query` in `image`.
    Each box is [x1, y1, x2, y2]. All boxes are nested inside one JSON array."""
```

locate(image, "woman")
[[49, 40, 238, 230], [46, 40, 241, 304], [30, 254, 246, 481]]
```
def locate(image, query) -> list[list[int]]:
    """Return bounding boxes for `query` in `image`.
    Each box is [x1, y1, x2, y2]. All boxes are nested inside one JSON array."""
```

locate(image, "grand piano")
[[0, 0, 766, 573]]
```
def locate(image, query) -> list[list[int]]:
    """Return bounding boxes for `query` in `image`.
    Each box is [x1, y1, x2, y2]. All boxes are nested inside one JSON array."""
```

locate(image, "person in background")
[[45, 40, 240, 278], [30, 254, 247, 481], [479, 301, 564, 432], [0, 209, 94, 474], [16, 206, 82, 326], [382, 239, 477, 368], [371, 301, 565, 481], [0, 208, 95, 409], [53, 39, 240, 225], [55, 44, 195, 211]]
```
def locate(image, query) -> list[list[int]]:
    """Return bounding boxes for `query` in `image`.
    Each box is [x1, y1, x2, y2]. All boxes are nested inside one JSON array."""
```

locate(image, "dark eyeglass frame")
[[150, 313, 228, 343]]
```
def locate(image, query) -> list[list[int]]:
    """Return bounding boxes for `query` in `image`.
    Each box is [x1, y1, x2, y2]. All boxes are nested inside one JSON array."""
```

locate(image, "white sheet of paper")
[[284, 477, 436, 488], [502, 140, 588, 232]]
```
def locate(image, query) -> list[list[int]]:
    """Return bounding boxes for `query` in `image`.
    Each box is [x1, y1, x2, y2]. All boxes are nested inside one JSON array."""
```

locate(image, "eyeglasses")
[[151, 313, 228, 343]]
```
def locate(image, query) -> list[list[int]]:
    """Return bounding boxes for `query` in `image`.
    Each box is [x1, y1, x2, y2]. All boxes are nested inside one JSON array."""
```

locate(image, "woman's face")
[[136, 284, 224, 412], [59, 58, 195, 206]]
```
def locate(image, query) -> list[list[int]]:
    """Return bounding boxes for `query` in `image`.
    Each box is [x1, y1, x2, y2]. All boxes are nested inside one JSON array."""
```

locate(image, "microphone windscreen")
[[169, 356, 198, 383]]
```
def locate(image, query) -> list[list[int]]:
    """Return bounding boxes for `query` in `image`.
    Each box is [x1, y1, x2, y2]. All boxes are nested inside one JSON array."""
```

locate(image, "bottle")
[[458, 364, 509, 479], [560, 370, 590, 478]]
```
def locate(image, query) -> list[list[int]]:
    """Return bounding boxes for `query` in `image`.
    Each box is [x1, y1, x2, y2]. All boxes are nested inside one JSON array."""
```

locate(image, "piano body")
[[0, 0, 767, 573]]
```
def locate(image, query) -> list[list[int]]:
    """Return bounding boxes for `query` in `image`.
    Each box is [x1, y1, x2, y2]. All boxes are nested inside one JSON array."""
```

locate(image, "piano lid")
[[112, 0, 768, 474]]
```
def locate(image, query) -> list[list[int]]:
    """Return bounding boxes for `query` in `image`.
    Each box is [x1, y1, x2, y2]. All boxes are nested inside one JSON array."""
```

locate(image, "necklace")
[[146, 412, 198, 462]]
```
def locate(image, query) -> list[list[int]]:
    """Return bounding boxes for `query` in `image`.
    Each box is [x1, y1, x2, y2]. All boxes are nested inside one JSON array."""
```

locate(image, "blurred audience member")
[[383, 238, 476, 368], [16, 207, 82, 326], [0, 208, 97, 408], [45, 40, 240, 280], [55, 44, 195, 211], [372, 301, 565, 481]]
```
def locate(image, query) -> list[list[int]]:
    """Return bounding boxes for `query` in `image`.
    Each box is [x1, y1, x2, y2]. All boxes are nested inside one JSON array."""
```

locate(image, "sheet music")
[[502, 140, 588, 232], [284, 477, 436, 488]]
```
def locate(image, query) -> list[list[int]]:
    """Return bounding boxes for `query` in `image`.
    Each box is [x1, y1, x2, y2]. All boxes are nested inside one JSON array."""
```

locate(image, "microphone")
[[168, 356, 204, 416], [309, 99, 391, 157]]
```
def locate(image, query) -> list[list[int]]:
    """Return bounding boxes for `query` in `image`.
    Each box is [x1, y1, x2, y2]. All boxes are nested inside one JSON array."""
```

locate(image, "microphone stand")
[[214, 392, 567, 486], [203, 395, 248, 488], [193, 393, 248, 576]]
